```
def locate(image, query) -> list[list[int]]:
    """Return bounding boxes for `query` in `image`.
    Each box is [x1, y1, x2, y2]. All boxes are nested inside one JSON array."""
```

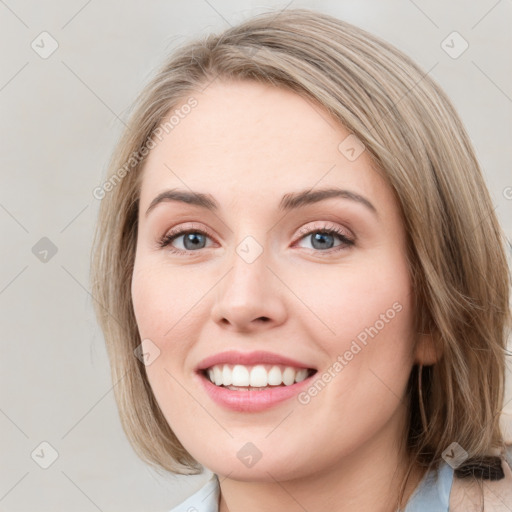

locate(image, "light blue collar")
[[402, 461, 454, 511], [169, 462, 454, 512]]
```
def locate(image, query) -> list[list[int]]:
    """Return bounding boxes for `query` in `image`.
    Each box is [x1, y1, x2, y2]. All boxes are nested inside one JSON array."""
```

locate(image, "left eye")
[[295, 228, 354, 251]]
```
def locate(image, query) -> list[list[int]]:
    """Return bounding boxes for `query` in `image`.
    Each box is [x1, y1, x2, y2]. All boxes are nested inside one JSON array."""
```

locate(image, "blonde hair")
[[90, 7, 511, 506]]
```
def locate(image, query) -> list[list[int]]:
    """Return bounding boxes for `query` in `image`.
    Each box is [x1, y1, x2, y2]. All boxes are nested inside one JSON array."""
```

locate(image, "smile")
[[203, 364, 316, 390]]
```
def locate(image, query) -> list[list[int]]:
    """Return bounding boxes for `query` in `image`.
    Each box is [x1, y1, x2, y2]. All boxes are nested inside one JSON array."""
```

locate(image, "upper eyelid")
[[296, 221, 353, 237]]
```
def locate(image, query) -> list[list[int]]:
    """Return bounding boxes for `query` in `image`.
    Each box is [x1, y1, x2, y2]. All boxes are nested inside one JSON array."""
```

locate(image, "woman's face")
[[131, 79, 433, 481]]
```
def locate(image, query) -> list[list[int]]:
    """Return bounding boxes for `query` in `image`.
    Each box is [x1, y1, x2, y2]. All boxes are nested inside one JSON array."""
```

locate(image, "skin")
[[131, 79, 438, 512]]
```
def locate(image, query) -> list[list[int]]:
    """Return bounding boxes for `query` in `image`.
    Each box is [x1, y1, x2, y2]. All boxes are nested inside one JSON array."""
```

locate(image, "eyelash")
[[157, 222, 355, 256]]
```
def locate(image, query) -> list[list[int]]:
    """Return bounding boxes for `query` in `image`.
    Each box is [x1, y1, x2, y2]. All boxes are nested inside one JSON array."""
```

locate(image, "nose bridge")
[[211, 232, 286, 329], [221, 234, 271, 307]]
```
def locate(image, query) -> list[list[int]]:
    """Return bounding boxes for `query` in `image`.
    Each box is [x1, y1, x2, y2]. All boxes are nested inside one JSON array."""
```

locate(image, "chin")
[[201, 454, 313, 482]]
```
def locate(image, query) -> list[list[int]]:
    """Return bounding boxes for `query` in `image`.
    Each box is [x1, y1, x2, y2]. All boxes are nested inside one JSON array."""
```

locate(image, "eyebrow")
[[144, 187, 378, 217]]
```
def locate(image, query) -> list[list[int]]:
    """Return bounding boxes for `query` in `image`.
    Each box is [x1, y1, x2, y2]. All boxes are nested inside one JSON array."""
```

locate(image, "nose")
[[210, 242, 287, 333]]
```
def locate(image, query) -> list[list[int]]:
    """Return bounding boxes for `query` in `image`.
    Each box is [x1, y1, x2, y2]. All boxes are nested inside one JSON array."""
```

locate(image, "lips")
[[195, 350, 318, 412]]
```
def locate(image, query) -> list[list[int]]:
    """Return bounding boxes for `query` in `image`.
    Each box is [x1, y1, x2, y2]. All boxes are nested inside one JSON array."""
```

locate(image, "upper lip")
[[196, 350, 316, 371]]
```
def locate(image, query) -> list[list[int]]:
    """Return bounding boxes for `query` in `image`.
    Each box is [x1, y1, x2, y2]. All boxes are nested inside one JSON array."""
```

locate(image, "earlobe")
[[414, 331, 442, 366]]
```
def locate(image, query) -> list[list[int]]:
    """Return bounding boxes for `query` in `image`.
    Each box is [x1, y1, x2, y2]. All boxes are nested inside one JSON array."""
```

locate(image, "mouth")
[[199, 364, 317, 391]]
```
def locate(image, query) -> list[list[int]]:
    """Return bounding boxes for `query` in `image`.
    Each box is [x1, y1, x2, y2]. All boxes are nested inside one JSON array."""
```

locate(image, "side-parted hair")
[[90, 7, 511, 507]]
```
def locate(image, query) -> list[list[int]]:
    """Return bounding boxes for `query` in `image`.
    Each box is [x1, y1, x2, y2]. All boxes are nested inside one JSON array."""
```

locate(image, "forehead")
[[138, 79, 390, 212]]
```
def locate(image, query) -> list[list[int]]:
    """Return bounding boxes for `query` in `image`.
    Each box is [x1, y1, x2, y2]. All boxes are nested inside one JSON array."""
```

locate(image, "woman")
[[90, 8, 512, 511]]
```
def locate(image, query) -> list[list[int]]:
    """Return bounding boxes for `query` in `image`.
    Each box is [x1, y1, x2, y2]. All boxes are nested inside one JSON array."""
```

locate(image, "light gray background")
[[1, 0, 511, 510]]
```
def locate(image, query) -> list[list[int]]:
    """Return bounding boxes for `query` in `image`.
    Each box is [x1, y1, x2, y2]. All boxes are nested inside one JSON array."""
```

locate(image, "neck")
[[217, 410, 425, 512]]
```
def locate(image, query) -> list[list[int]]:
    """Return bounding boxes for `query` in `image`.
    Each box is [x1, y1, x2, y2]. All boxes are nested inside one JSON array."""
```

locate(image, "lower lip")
[[197, 371, 316, 412]]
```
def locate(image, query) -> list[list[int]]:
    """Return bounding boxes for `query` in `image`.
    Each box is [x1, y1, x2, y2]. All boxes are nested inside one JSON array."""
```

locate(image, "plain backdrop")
[[1, 0, 511, 510]]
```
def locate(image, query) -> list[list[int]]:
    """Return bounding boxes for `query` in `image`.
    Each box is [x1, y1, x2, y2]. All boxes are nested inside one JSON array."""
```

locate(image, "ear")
[[413, 331, 442, 366]]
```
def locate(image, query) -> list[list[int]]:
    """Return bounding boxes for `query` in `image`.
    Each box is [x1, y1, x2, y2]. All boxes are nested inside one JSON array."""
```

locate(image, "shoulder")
[[168, 473, 220, 512], [449, 453, 512, 511]]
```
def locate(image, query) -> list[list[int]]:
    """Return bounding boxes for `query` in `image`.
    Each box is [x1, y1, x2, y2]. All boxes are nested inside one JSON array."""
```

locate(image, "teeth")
[[268, 365, 282, 385], [213, 366, 223, 386], [250, 365, 268, 387], [204, 364, 312, 388], [231, 365, 250, 386], [222, 365, 232, 386]]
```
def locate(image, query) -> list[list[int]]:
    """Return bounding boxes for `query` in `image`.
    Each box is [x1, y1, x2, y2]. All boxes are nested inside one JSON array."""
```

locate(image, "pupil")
[[184, 233, 205, 250]]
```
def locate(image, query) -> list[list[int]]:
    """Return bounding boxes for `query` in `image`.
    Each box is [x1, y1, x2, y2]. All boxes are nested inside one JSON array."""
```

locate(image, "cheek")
[[303, 249, 416, 400], [131, 264, 187, 396], [131, 266, 189, 431], [131, 260, 208, 413], [298, 250, 414, 347], [292, 262, 415, 461], [131, 262, 160, 337], [131, 260, 205, 343]]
